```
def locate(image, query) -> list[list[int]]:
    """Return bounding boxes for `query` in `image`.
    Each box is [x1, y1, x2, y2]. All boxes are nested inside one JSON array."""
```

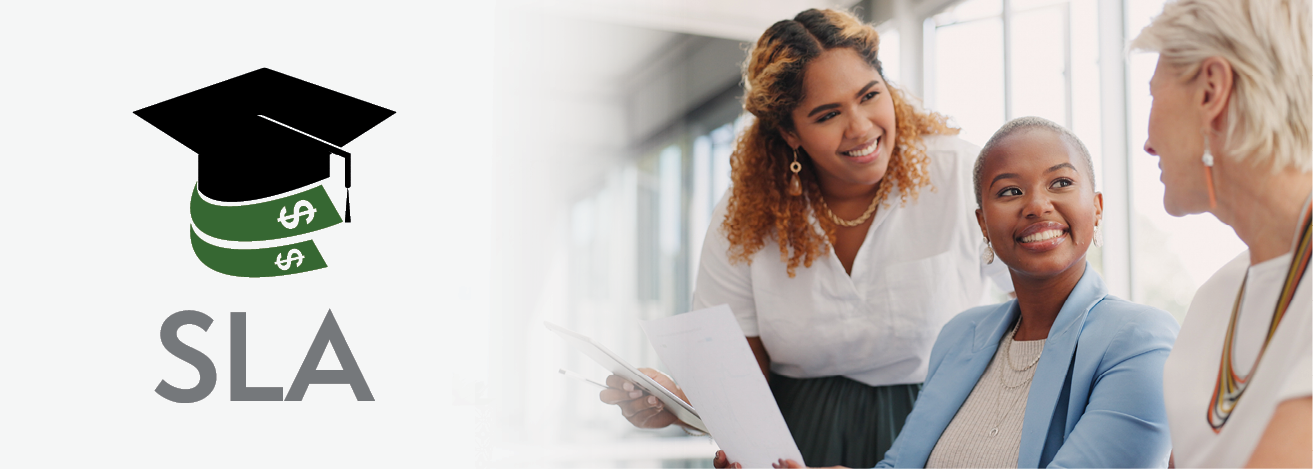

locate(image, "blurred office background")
[[489, 0, 1244, 466]]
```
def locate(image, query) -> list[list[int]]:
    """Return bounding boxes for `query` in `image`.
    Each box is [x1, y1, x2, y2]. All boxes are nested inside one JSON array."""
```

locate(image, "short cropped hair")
[[1131, 0, 1312, 173], [973, 116, 1096, 207]]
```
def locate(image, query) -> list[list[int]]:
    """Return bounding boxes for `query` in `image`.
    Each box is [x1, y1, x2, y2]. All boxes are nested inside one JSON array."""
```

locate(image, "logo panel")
[[134, 68, 394, 277]]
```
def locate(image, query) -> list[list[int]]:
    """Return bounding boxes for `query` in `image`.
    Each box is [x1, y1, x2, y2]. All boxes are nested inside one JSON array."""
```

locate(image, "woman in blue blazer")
[[871, 118, 1178, 468], [743, 117, 1178, 469]]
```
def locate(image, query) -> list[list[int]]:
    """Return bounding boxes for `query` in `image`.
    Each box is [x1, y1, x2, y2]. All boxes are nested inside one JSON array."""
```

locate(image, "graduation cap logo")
[[136, 68, 394, 277]]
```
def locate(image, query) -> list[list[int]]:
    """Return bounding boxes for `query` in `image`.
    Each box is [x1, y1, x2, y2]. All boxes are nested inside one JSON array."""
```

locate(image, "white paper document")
[[641, 305, 804, 468]]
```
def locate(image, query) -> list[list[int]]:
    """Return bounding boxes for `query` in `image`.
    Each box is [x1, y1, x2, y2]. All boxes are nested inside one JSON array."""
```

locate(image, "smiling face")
[[976, 128, 1103, 279], [1144, 58, 1212, 216], [780, 47, 897, 192]]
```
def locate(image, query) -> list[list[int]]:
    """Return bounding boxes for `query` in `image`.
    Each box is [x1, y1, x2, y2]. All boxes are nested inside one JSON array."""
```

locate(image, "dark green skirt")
[[769, 373, 921, 468]]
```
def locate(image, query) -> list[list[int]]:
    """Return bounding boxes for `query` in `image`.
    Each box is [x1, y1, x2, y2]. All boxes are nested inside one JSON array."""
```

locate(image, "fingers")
[[623, 401, 676, 429], [599, 387, 645, 404], [600, 374, 647, 404], [620, 395, 664, 418], [639, 367, 677, 388], [636, 407, 680, 428], [626, 405, 662, 425], [713, 450, 744, 469], [613, 392, 670, 428], [769, 459, 805, 468], [605, 374, 637, 390], [601, 372, 680, 429]]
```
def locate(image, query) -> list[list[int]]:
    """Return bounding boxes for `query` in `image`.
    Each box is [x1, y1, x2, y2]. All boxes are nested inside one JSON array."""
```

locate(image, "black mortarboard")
[[135, 68, 394, 221]]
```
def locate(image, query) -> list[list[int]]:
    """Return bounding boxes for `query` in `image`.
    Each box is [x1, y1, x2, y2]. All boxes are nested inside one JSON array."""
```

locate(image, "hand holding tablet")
[[544, 321, 709, 433], [599, 368, 692, 430]]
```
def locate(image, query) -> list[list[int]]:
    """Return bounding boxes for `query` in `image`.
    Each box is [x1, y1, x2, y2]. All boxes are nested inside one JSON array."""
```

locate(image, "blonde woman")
[[1133, 0, 1313, 466]]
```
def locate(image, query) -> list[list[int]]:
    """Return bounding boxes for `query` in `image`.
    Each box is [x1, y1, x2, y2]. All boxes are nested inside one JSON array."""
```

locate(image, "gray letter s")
[[156, 310, 217, 403]]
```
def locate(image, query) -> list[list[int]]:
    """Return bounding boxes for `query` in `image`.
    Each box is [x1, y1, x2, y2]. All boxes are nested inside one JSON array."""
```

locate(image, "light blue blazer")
[[876, 266, 1178, 468]]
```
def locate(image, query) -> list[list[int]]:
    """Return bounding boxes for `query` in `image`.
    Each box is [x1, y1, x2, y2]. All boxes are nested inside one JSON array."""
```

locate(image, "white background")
[[1, 1, 493, 465]]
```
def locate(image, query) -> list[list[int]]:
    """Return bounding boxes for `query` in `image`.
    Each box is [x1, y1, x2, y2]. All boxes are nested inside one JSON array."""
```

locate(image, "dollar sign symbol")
[[275, 248, 305, 271], [277, 200, 317, 229]]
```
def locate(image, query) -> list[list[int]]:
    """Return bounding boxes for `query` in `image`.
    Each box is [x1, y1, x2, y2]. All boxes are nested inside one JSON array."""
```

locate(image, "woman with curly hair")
[[600, 9, 1009, 467]]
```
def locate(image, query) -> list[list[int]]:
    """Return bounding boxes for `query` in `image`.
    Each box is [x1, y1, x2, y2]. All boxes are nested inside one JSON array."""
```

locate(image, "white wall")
[[492, 9, 750, 465]]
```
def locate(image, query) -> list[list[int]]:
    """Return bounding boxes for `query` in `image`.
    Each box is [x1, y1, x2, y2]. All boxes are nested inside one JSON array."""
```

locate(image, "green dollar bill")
[[190, 226, 328, 278], [190, 184, 342, 242]]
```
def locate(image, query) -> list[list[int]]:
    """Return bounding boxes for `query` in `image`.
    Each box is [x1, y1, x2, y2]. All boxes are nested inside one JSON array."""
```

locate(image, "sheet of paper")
[[641, 305, 804, 468]]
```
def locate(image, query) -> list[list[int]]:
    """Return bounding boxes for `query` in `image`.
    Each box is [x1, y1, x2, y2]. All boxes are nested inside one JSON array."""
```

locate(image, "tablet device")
[[545, 321, 709, 434]]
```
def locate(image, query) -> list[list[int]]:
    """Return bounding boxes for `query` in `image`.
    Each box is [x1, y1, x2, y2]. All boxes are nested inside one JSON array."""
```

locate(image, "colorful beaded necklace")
[[1206, 201, 1313, 432]]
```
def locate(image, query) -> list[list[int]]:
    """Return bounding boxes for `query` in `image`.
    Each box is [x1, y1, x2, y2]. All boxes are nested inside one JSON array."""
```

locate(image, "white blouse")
[[1163, 250, 1312, 468], [692, 135, 1012, 387]]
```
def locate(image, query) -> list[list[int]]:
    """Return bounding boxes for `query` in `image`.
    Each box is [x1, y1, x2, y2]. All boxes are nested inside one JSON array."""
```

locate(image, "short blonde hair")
[[1131, 0, 1312, 173]]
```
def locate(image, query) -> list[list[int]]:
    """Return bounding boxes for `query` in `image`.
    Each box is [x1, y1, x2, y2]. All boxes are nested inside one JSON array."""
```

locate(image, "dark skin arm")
[[748, 337, 771, 380]]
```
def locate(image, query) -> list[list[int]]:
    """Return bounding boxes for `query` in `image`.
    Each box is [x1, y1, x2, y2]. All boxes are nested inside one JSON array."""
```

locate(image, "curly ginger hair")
[[724, 8, 959, 277]]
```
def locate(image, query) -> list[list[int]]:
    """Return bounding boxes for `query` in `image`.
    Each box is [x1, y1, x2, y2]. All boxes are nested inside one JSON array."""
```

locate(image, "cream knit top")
[[925, 322, 1045, 468]]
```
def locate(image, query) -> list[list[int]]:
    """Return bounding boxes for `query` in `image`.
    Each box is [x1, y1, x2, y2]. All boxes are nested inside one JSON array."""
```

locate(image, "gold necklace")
[[987, 320, 1042, 437], [817, 192, 881, 227], [1004, 319, 1043, 374]]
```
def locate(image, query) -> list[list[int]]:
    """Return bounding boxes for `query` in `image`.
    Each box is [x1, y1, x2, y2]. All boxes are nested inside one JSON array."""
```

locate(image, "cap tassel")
[[341, 152, 352, 223]]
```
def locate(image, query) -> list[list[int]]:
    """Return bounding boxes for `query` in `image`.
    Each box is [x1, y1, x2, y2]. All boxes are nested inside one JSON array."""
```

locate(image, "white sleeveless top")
[[1163, 250, 1312, 468]]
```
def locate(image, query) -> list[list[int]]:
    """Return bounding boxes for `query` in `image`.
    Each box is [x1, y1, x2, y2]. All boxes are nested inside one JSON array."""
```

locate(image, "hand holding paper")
[[641, 305, 805, 468]]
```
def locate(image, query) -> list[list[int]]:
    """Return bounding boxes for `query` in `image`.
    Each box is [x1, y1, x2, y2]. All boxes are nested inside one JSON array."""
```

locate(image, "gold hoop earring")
[[788, 147, 803, 196], [982, 237, 995, 264]]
